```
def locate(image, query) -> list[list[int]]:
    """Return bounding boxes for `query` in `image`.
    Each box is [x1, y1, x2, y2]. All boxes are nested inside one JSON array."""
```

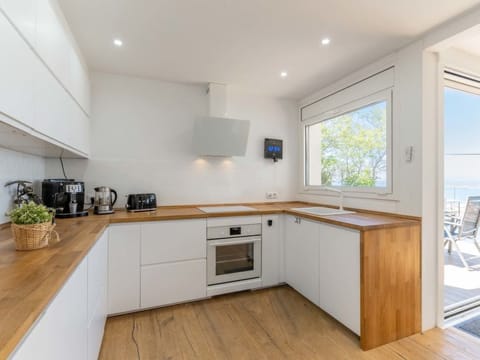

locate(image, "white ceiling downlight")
[[58, 0, 480, 99], [113, 38, 123, 47], [280, 71, 288, 78], [321, 38, 331, 46]]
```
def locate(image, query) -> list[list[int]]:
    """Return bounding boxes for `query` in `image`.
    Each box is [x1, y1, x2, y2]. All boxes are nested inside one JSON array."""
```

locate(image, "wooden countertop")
[[105, 201, 419, 231], [0, 201, 420, 358]]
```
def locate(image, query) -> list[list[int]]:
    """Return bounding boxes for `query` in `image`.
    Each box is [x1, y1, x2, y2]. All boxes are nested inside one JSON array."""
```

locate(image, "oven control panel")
[[207, 223, 261, 240]]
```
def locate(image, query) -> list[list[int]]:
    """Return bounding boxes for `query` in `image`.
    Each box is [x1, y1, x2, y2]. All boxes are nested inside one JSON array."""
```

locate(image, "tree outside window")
[[307, 101, 387, 188]]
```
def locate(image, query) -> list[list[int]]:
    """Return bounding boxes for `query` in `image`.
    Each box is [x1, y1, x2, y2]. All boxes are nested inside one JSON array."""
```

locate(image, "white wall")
[[0, 147, 46, 224], [46, 72, 298, 206], [443, 47, 480, 76]]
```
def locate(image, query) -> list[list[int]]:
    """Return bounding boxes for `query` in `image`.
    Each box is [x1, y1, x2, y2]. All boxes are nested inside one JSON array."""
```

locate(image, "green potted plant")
[[7, 202, 58, 250]]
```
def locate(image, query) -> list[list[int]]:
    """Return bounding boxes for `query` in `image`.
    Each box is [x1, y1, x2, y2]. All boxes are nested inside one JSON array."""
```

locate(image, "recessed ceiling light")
[[113, 38, 123, 47], [280, 71, 288, 78], [321, 38, 331, 46]]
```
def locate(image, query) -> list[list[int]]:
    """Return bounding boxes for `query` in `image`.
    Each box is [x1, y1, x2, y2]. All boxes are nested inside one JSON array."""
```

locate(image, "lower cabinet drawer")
[[141, 259, 207, 308]]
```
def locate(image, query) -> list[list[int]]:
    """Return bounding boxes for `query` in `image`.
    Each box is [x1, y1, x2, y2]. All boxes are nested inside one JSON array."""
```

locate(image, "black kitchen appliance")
[[264, 138, 283, 162], [126, 193, 157, 212], [42, 179, 88, 218]]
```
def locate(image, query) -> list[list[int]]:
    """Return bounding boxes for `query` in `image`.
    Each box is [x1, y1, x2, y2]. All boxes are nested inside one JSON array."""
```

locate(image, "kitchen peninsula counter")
[[0, 201, 420, 357]]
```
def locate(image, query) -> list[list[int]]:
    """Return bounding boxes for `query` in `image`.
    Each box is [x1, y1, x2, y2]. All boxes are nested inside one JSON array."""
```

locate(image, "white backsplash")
[[0, 147, 46, 224], [45, 72, 298, 207]]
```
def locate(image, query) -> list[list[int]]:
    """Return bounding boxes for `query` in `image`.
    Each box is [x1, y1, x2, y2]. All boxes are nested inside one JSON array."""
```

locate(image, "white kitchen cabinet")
[[261, 215, 284, 287], [35, 0, 71, 91], [87, 231, 108, 359], [285, 215, 320, 305], [108, 224, 141, 314], [12, 259, 88, 360], [64, 91, 90, 154], [318, 223, 361, 335], [0, 0, 37, 46], [32, 59, 89, 155], [34, 0, 91, 115], [69, 51, 91, 114], [11, 232, 109, 360], [0, 11, 37, 128], [141, 219, 206, 265], [141, 259, 207, 308], [32, 61, 69, 142], [1, 0, 91, 157]]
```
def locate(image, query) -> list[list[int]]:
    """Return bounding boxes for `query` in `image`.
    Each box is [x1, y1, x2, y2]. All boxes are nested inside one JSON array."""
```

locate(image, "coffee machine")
[[42, 179, 89, 218]]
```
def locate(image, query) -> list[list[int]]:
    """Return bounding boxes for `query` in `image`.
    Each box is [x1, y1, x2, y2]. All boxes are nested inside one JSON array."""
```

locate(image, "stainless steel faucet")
[[322, 187, 344, 210]]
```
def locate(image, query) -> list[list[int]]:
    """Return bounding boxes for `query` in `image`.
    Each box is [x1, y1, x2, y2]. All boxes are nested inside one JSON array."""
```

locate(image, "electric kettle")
[[93, 186, 118, 215]]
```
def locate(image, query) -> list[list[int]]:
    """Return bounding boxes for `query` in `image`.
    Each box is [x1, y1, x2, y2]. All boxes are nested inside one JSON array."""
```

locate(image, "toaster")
[[126, 193, 157, 212]]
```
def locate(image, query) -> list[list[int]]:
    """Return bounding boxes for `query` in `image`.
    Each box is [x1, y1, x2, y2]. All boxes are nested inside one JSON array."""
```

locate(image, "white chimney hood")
[[192, 83, 250, 157]]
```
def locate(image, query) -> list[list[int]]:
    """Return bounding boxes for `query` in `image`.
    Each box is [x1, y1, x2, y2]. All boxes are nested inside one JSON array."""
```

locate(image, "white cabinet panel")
[[65, 93, 89, 154], [141, 259, 206, 308], [35, 0, 71, 90], [69, 51, 90, 114], [261, 215, 284, 287], [12, 259, 88, 360], [33, 59, 89, 155], [0, 12, 36, 128], [318, 223, 361, 335], [86, 231, 107, 360], [87, 231, 107, 324], [10, 311, 49, 359], [141, 219, 206, 265], [0, 1, 90, 155], [33, 61, 69, 143], [1, 0, 37, 45], [108, 224, 141, 314], [285, 215, 320, 305], [47, 259, 88, 360], [87, 285, 107, 360]]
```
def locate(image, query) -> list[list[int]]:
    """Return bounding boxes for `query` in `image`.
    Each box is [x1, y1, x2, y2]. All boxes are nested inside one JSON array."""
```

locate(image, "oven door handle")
[[208, 237, 261, 247]]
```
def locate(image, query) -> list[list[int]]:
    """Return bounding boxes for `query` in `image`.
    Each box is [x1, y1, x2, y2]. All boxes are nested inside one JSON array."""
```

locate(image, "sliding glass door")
[[444, 71, 480, 319]]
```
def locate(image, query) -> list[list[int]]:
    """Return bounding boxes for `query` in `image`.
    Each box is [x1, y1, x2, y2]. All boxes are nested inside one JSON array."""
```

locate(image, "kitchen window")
[[303, 89, 392, 194]]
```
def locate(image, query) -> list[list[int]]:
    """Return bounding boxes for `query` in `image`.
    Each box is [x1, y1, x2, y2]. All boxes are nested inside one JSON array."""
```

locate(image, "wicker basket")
[[11, 221, 59, 251]]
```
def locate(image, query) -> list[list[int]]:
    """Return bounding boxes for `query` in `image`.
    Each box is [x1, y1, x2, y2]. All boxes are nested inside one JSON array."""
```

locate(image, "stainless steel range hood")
[[192, 83, 250, 157]]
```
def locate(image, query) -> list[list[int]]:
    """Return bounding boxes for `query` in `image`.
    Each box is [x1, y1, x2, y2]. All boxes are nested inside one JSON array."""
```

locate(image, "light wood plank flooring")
[[100, 285, 480, 359]]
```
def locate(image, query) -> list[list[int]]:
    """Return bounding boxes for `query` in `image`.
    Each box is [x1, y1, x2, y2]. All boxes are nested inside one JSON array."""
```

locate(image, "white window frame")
[[301, 88, 393, 195]]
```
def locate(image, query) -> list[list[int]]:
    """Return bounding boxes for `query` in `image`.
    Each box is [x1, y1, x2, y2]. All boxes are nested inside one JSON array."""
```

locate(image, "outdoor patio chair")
[[444, 196, 480, 270]]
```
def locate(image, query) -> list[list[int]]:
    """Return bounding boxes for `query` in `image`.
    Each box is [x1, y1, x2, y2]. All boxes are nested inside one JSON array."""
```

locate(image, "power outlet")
[[266, 192, 278, 199]]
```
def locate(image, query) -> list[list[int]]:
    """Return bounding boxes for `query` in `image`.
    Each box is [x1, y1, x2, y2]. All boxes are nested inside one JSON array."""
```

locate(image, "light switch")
[[405, 146, 414, 162]]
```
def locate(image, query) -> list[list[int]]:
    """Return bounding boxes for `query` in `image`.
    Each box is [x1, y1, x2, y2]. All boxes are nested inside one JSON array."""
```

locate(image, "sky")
[[444, 86, 480, 185]]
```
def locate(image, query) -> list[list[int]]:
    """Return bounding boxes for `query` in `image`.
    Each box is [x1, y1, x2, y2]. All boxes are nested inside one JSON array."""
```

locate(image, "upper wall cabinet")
[[0, 0, 91, 116], [0, 11, 37, 129], [0, 1, 91, 157], [0, 0, 37, 46], [35, 0, 72, 92]]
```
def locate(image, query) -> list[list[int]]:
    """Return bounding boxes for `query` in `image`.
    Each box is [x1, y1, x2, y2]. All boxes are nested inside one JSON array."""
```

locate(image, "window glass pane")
[[444, 85, 480, 212], [307, 101, 387, 188]]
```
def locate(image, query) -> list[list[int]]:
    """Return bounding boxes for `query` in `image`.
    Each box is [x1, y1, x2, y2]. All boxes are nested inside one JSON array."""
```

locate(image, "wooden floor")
[[100, 286, 480, 360]]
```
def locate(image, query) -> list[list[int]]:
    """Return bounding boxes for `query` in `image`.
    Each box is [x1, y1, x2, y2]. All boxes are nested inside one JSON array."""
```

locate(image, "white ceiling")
[[58, 0, 480, 99]]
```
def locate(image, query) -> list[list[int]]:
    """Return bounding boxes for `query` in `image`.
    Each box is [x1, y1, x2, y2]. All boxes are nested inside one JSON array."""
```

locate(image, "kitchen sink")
[[291, 207, 355, 216]]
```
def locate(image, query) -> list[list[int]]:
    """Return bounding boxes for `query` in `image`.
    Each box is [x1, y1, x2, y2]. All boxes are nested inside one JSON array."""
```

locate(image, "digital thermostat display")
[[264, 138, 283, 161]]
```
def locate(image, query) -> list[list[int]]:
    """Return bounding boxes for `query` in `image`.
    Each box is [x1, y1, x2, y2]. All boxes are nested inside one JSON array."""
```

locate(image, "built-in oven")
[[207, 223, 261, 285]]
